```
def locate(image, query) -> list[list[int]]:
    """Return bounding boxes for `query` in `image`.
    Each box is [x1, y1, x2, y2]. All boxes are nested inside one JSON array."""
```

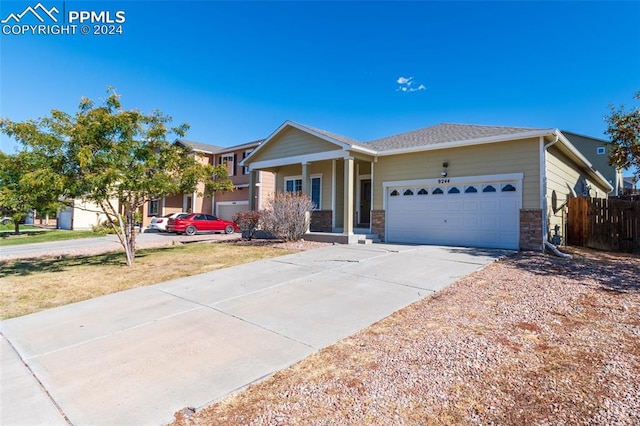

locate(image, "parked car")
[[166, 213, 239, 236], [148, 212, 188, 232]]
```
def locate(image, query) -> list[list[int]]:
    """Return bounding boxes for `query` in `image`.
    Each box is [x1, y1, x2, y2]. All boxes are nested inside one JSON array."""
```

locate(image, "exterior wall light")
[[441, 162, 449, 177]]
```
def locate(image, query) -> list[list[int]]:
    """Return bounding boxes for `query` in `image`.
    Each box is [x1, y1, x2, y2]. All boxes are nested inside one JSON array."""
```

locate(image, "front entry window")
[[285, 176, 321, 209], [285, 178, 302, 193]]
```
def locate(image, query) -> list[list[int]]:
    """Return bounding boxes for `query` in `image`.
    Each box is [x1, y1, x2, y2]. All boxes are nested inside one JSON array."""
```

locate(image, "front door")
[[359, 179, 371, 225]]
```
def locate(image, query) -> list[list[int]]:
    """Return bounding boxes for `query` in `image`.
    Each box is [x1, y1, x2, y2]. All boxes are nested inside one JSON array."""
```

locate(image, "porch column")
[[248, 171, 256, 210], [331, 159, 336, 231], [301, 162, 309, 195], [343, 157, 354, 235]]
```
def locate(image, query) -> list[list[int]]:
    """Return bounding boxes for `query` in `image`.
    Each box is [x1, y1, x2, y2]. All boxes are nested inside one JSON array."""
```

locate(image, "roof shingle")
[[367, 123, 547, 151]]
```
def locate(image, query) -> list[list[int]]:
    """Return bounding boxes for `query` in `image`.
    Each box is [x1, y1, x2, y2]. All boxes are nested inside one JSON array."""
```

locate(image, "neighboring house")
[[140, 139, 275, 228], [241, 121, 614, 250], [623, 176, 638, 194], [58, 199, 112, 230], [561, 131, 622, 195], [210, 140, 275, 221]]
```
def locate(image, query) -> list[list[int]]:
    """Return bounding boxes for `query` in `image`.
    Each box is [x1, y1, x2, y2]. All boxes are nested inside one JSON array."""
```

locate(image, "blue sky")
[[1, 1, 639, 175]]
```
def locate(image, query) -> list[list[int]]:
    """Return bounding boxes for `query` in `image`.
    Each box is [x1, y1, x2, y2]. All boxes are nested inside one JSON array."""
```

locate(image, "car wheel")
[[224, 225, 234, 234], [185, 226, 197, 236]]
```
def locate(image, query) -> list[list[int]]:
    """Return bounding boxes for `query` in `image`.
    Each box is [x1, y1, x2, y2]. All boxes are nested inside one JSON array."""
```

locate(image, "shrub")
[[261, 192, 315, 241], [91, 219, 116, 234], [232, 210, 262, 240]]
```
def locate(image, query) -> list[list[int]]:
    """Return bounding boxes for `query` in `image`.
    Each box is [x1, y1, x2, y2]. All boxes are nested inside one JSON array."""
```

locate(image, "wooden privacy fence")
[[567, 197, 639, 253]]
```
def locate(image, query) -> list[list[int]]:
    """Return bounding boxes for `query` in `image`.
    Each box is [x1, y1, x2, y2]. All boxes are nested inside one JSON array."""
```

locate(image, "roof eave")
[[375, 129, 557, 156], [242, 120, 364, 164], [554, 130, 614, 192]]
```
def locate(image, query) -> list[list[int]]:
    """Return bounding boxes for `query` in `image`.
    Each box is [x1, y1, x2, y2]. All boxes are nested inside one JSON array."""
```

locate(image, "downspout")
[[541, 132, 560, 251]]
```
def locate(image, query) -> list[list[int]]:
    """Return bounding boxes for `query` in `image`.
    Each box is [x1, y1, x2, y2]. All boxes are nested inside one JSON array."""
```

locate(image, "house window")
[[285, 176, 321, 209], [418, 188, 428, 195], [432, 188, 444, 195], [403, 189, 414, 196], [465, 186, 478, 193], [220, 154, 235, 176], [285, 178, 302, 193], [502, 184, 516, 192], [483, 185, 497, 193], [310, 176, 321, 209], [148, 200, 159, 216], [597, 147, 606, 155], [448, 187, 460, 194], [390, 189, 400, 196], [242, 150, 252, 174]]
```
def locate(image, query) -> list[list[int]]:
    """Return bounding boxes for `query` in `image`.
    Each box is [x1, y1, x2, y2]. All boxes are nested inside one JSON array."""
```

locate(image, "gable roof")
[[241, 120, 376, 164], [175, 139, 224, 154], [294, 122, 371, 151], [215, 139, 264, 154], [368, 123, 549, 151]]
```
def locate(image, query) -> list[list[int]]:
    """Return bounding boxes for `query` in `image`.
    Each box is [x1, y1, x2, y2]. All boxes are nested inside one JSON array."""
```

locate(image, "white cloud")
[[396, 76, 426, 93]]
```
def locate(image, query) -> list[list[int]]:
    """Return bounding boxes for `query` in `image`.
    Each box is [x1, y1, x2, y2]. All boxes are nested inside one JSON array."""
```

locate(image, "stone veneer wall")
[[310, 210, 333, 232], [372, 210, 385, 242], [520, 209, 543, 251]]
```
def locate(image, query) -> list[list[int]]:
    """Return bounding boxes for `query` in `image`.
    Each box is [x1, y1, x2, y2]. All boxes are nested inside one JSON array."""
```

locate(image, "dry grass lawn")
[[0, 241, 296, 320]]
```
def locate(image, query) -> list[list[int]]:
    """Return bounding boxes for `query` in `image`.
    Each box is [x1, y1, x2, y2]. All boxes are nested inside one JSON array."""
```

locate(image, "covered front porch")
[[243, 121, 379, 242]]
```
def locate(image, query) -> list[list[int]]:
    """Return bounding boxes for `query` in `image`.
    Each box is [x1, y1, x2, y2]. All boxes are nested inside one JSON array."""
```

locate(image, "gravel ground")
[[172, 247, 640, 426]]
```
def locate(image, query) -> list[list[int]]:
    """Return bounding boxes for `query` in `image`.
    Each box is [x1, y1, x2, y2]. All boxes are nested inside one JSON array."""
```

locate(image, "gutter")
[[540, 132, 560, 249]]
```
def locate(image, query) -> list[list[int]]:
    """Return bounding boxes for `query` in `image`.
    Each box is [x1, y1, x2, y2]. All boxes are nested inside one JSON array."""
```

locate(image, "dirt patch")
[[171, 247, 640, 426]]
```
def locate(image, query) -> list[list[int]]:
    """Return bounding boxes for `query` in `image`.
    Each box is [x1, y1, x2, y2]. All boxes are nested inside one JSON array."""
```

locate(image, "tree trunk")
[[13, 221, 20, 235]]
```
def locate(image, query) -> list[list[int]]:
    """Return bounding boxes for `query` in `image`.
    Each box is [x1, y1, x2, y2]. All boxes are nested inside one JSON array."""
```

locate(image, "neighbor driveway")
[[1, 243, 511, 425]]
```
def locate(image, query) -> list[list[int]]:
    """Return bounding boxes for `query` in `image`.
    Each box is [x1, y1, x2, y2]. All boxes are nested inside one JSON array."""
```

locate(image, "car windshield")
[[176, 214, 190, 219]]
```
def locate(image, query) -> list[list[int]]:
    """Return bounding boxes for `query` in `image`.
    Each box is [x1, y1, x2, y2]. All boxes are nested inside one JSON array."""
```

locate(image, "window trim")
[[285, 174, 322, 210], [243, 150, 252, 174], [221, 154, 235, 177], [148, 199, 159, 217]]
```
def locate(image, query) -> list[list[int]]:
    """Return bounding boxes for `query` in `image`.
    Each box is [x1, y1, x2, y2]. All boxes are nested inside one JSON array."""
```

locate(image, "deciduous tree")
[[605, 90, 640, 180], [0, 89, 232, 265], [0, 150, 64, 234]]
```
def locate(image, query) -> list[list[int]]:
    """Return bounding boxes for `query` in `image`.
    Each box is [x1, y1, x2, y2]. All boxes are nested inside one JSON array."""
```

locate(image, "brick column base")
[[520, 209, 543, 251], [310, 210, 333, 232], [372, 210, 385, 242]]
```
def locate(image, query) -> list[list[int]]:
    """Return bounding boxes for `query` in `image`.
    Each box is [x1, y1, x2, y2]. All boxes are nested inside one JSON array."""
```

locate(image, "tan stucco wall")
[[372, 138, 542, 210], [72, 199, 110, 230], [250, 127, 342, 162]]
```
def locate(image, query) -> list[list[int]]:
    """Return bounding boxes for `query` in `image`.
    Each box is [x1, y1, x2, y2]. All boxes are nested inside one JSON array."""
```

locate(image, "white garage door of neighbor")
[[386, 177, 521, 249], [217, 203, 248, 222]]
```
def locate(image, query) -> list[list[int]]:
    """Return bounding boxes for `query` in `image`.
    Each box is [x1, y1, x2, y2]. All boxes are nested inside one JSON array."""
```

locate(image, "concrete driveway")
[[1, 243, 511, 425]]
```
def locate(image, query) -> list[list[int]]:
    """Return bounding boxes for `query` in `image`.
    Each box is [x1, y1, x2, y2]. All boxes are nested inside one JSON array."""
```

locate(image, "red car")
[[166, 213, 239, 236]]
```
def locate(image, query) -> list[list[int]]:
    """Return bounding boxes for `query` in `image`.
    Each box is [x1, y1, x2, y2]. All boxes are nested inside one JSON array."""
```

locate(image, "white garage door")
[[217, 202, 248, 222], [386, 176, 522, 249]]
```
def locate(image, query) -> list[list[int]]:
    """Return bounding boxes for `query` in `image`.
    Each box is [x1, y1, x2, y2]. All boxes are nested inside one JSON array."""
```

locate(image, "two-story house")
[[141, 139, 275, 229]]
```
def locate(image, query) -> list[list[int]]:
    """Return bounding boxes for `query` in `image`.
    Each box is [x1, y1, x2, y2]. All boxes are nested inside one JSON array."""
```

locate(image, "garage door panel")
[[387, 178, 521, 249]]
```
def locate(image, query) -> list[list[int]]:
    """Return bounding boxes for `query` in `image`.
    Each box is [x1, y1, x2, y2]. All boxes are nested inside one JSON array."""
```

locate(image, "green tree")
[[605, 90, 640, 180], [0, 89, 233, 265], [0, 150, 65, 234]]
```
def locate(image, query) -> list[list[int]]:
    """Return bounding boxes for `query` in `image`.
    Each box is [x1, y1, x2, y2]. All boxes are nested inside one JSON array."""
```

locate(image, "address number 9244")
[[437, 178, 450, 184]]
